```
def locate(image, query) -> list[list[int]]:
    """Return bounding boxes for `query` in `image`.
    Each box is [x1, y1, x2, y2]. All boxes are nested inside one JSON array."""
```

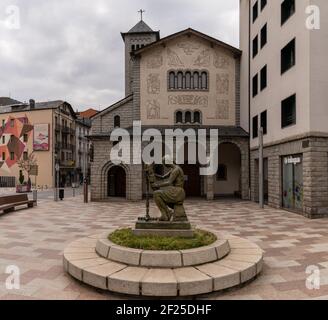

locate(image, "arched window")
[[131, 45, 135, 51], [185, 72, 191, 89], [176, 111, 183, 124], [201, 72, 208, 90], [177, 72, 183, 89], [185, 111, 192, 123], [194, 111, 201, 124], [169, 72, 175, 90], [193, 72, 199, 89], [114, 115, 120, 128]]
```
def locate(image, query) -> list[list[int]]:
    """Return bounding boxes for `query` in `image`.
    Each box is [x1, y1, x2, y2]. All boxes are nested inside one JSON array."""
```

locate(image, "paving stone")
[[95, 239, 111, 258], [141, 269, 178, 297], [215, 259, 257, 283], [64, 252, 99, 261], [227, 253, 263, 274], [182, 246, 217, 267], [109, 245, 142, 266], [174, 267, 212, 296], [108, 267, 148, 295], [68, 258, 109, 281], [196, 263, 240, 291], [83, 262, 127, 290], [140, 251, 182, 268]]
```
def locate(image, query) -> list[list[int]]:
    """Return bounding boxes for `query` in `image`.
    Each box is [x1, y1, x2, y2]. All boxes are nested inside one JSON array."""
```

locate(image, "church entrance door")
[[107, 166, 126, 197], [181, 164, 201, 197]]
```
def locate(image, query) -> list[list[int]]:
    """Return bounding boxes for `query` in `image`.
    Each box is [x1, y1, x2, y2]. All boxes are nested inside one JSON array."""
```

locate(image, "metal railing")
[[0, 176, 16, 188]]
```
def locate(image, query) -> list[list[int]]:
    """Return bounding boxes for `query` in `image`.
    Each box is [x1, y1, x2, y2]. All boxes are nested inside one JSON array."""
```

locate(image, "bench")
[[0, 194, 36, 215]]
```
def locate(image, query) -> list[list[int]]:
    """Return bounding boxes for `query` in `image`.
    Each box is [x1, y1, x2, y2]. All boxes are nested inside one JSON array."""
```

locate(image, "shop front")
[[282, 155, 303, 212]]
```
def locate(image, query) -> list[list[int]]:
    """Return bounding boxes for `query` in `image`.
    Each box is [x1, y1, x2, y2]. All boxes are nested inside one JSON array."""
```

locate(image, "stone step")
[[63, 233, 264, 297]]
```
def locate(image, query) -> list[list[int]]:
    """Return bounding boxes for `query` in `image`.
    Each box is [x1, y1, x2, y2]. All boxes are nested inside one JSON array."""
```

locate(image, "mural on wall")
[[168, 95, 208, 107], [33, 124, 49, 151], [194, 49, 211, 67], [147, 100, 161, 120], [216, 74, 230, 94], [167, 48, 184, 67], [0, 115, 33, 171], [214, 52, 230, 69], [146, 52, 163, 69], [177, 41, 200, 55], [147, 74, 161, 94]]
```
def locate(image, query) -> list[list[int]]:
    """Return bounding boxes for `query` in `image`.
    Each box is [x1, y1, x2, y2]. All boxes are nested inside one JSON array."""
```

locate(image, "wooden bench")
[[0, 194, 36, 215]]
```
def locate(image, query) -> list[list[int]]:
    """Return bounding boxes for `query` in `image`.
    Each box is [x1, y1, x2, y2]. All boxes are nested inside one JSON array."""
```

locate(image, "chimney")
[[29, 99, 35, 109]]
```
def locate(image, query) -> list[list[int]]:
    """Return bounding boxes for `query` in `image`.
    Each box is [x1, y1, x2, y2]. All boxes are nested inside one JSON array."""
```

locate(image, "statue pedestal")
[[134, 220, 194, 238]]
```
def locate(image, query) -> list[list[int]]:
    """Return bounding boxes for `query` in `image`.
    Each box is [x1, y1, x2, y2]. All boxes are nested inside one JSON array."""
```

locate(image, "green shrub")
[[108, 228, 217, 251]]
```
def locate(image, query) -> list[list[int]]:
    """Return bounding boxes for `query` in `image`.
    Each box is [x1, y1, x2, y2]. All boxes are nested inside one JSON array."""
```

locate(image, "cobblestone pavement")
[[1, 196, 328, 300]]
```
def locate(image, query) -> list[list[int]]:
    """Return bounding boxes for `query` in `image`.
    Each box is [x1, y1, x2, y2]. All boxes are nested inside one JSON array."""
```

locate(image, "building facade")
[[90, 21, 250, 201], [240, 0, 328, 217], [0, 99, 77, 188]]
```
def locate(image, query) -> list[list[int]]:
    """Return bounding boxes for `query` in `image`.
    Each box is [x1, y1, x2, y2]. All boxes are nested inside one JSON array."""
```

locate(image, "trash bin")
[[59, 188, 64, 200]]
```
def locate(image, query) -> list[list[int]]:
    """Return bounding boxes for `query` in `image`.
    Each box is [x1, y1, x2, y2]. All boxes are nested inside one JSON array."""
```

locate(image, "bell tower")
[[121, 11, 160, 95]]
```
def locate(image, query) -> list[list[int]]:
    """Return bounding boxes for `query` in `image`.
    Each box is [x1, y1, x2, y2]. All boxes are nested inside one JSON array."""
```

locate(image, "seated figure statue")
[[150, 155, 188, 222]]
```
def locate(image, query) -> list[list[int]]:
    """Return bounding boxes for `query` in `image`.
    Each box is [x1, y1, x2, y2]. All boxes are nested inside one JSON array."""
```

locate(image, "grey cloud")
[[0, 0, 239, 110]]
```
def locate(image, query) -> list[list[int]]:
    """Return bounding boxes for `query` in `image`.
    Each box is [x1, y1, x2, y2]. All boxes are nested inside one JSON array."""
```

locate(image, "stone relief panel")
[[177, 41, 201, 55], [215, 99, 229, 120], [194, 49, 211, 67], [216, 74, 229, 94], [168, 95, 208, 107], [214, 52, 230, 69], [146, 53, 163, 69], [147, 74, 160, 94], [147, 100, 161, 119], [167, 48, 184, 67]]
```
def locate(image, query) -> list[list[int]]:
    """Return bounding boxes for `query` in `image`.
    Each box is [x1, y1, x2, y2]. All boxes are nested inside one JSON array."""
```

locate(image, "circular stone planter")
[[95, 235, 230, 268], [63, 231, 264, 297]]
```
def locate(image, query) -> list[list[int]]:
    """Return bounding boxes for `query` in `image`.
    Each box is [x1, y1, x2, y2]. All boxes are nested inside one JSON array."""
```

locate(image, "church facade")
[[89, 21, 249, 201]]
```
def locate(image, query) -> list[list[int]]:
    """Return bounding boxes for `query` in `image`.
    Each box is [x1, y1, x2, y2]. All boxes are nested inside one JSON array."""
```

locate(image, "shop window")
[[281, 94, 296, 128], [281, 0, 295, 25], [217, 164, 227, 181], [281, 38, 295, 74]]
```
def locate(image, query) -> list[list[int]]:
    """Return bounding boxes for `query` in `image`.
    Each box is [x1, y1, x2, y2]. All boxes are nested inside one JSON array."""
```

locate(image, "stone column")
[[206, 175, 215, 200]]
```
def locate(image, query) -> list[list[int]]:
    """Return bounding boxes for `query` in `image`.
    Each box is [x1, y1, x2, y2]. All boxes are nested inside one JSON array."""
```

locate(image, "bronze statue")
[[145, 155, 188, 222]]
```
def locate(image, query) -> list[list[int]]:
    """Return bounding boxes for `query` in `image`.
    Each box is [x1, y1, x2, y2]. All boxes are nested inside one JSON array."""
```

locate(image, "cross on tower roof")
[[138, 9, 145, 21]]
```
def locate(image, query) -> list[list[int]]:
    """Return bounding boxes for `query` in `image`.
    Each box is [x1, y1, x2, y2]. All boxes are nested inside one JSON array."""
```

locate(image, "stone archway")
[[215, 142, 242, 198], [107, 166, 126, 197]]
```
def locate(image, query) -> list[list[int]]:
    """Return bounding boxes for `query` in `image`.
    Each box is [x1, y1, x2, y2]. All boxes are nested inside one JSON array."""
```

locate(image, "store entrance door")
[[282, 155, 303, 211]]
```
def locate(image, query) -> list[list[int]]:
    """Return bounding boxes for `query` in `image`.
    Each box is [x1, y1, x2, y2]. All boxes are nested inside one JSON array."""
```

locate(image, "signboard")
[[284, 156, 302, 165], [29, 165, 38, 176], [33, 124, 50, 151]]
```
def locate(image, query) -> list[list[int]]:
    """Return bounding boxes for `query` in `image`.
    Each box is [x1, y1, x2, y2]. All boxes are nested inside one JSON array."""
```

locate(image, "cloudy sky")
[[0, 0, 239, 111]]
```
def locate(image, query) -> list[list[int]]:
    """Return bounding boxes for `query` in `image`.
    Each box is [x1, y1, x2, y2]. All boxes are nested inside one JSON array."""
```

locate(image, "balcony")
[[59, 160, 75, 168]]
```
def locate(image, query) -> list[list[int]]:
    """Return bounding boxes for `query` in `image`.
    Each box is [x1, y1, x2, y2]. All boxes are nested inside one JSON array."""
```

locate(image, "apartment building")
[[0, 98, 77, 188], [240, 0, 328, 217]]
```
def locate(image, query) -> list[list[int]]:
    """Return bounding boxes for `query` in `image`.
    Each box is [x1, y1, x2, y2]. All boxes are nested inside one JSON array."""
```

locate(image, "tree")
[[17, 152, 38, 182]]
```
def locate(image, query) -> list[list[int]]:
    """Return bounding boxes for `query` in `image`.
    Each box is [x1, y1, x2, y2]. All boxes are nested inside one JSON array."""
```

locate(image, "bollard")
[[33, 189, 38, 206]]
